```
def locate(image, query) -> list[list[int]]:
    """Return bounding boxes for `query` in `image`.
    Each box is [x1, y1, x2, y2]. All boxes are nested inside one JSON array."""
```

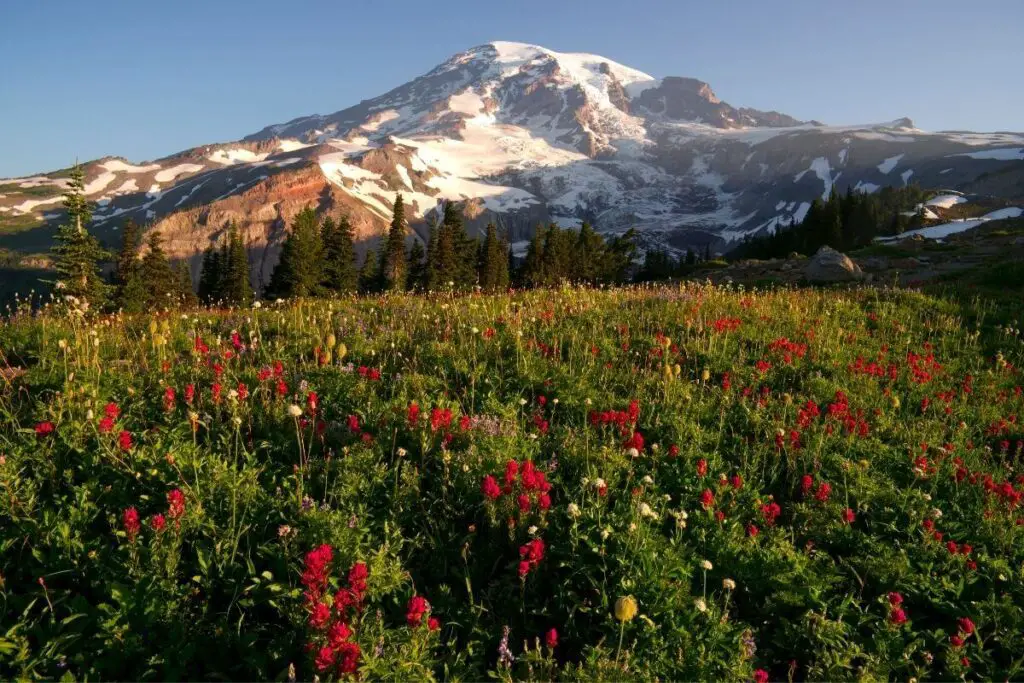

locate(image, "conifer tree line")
[[49, 163, 200, 311], [251, 194, 644, 299], [195, 224, 254, 306], [731, 184, 930, 260], [112, 219, 199, 312], [51, 160, 938, 311]]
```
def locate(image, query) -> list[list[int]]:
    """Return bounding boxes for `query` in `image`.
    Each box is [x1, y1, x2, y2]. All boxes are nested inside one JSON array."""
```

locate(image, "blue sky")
[[1, 0, 1021, 177]]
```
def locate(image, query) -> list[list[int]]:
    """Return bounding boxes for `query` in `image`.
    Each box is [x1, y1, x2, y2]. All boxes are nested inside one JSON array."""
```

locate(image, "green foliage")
[[358, 248, 379, 293], [517, 223, 638, 285], [379, 194, 407, 292], [477, 223, 509, 292], [197, 224, 254, 305], [733, 185, 929, 259], [426, 202, 475, 290], [321, 215, 358, 294], [2, 283, 1024, 680], [406, 239, 426, 292], [267, 208, 324, 299], [49, 164, 109, 305]]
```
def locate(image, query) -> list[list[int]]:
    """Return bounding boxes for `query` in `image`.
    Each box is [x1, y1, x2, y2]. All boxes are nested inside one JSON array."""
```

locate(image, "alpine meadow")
[[3, 6, 1024, 681]]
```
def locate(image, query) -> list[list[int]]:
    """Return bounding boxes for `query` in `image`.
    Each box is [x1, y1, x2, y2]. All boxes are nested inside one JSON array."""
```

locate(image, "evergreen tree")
[[266, 207, 323, 298], [520, 224, 547, 287], [603, 228, 638, 283], [379, 194, 407, 291], [222, 224, 253, 305], [321, 215, 358, 293], [197, 245, 222, 303], [174, 260, 198, 307], [573, 221, 606, 282], [407, 240, 426, 291], [424, 216, 439, 289], [540, 223, 573, 284], [427, 203, 460, 290], [113, 219, 143, 310], [51, 164, 109, 304], [358, 249, 379, 293], [138, 231, 177, 308], [114, 219, 142, 287], [120, 269, 149, 314], [478, 223, 510, 292]]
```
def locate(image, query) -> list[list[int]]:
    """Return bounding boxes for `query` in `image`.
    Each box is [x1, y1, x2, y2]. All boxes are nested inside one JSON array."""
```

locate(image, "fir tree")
[[114, 219, 142, 287], [407, 240, 426, 291], [540, 223, 572, 284], [358, 249, 379, 293], [267, 207, 324, 298], [51, 164, 109, 304], [197, 245, 222, 303], [174, 260, 198, 307], [120, 269, 149, 314], [113, 218, 143, 310], [321, 215, 358, 293], [520, 224, 546, 287], [573, 221, 606, 282], [222, 224, 253, 305], [379, 194, 407, 291], [138, 231, 177, 308], [427, 203, 461, 290], [478, 223, 509, 292]]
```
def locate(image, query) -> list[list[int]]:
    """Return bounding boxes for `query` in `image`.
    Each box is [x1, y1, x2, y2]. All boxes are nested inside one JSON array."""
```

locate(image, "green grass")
[[1, 284, 1023, 681], [0, 183, 63, 198], [0, 213, 44, 235]]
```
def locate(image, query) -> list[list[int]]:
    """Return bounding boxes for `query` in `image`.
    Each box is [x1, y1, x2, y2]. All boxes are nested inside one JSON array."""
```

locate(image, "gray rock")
[[805, 246, 864, 283]]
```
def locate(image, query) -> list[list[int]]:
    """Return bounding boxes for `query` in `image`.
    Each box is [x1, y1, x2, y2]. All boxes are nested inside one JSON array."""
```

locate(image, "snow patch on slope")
[[925, 194, 967, 209], [877, 154, 904, 174], [208, 149, 270, 165], [155, 163, 204, 183], [954, 147, 1023, 161], [101, 159, 161, 173]]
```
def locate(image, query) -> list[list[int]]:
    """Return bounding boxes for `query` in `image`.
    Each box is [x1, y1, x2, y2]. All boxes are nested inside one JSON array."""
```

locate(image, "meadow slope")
[[1, 284, 1023, 680]]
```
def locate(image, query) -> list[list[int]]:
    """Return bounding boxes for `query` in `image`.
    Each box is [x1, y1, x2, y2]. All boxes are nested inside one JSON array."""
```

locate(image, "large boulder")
[[805, 246, 864, 283]]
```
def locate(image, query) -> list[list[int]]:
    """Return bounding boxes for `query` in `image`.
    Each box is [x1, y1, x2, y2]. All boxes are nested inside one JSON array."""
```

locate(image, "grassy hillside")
[[1, 284, 1023, 680]]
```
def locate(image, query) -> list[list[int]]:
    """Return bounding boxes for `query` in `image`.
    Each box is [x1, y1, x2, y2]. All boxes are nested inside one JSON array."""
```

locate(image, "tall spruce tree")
[[221, 224, 253, 305], [478, 223, 509, 292], [113, 219, 143, 310], [521, 224, 547, 287], [174, 260, 198, 307], [407, 240, 426, 291], [321, 215, 358, 293], [267, 207, 324, 298], [540, 223, 572, 285], [51, 164, 109, 304], [427, 203, 459, 289], [358, 249, 379, 293], [138, 231, 177, 308], [573, 221, 605, 282], [114, 219, 141, 286], [379, 194, 407, 291], [197, 245, 222, 303]]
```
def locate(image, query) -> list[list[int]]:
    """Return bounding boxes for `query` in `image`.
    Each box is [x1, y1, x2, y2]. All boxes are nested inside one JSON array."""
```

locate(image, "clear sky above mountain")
[[1, 0, 1021, 177]]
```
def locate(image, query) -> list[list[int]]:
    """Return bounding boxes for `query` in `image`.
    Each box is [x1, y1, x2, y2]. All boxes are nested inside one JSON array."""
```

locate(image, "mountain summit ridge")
[[1, 41, 1021, 290]]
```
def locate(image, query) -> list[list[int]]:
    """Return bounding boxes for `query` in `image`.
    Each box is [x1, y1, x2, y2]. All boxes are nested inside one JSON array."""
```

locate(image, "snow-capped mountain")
[[1, 41, 1022, 288]]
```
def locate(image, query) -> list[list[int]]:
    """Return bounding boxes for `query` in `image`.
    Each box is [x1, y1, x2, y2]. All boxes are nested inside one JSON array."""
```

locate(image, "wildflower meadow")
[[2, 283, 1023, 681]]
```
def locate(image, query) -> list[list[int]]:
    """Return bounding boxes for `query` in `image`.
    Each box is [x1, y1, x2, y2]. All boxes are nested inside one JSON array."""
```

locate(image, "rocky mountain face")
[[1, 41, 1022, 291]]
